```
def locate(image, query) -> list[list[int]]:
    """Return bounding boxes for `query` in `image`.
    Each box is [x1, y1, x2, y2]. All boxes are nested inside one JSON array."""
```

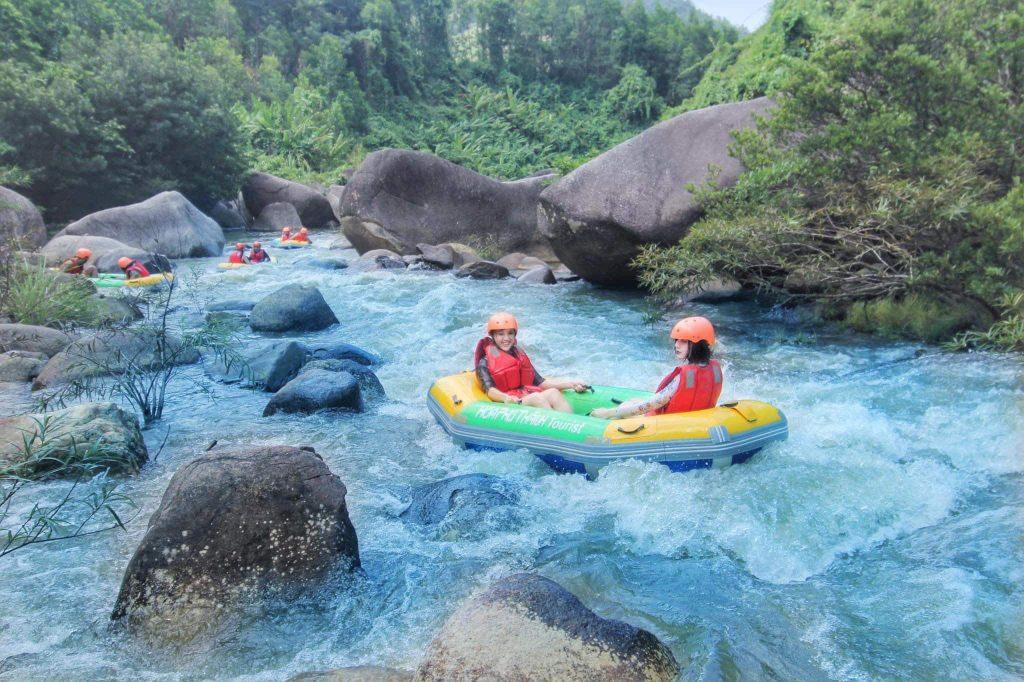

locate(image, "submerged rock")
[[0, 350, 47, 382], [304, 341, 381, 366], [0, 323, 74, 358], [242, 172, 335, 229], [263, 368, 362, 416], [303, 257, 350, 270], [207, 299, 256, 312], [111, 446, 358, 639], [208, 340, 308, 392], [0, 186, 46, 249], [250, 285, 339, 333], [0, 402, 147, 477], [90, 293, 143, 326], [340, 150, 556, 258], [57, 191, 225, 258], [538, 98, 774, 285], [349, 249, 407, 272], [400, 474, 519, 526], [418, 573, 679, 681]]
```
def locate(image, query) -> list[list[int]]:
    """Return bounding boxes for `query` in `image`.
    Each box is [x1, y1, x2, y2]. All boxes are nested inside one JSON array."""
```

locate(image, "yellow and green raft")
[[88, 272, 174, 288], [428, 371, 788, 478]]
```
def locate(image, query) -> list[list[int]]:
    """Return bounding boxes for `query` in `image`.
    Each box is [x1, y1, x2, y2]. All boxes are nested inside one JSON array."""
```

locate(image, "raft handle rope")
[[616, 423, 646, 434]]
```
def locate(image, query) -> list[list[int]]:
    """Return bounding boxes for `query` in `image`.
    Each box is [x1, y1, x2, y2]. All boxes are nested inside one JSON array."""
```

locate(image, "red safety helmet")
[[486, 312, 518, 334], [75, 248, 92, 259], [670, 316, 716, 346]]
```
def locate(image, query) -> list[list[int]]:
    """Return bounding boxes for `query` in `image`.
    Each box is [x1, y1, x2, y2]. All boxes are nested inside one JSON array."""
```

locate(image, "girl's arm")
[[589, 375, 679, 419]]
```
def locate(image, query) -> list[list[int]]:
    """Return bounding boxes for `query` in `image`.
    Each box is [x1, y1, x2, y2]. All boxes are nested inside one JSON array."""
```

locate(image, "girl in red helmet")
[[475, 312, 588, 413], [227, 242, 249, 264], [590, 316, 723, 419]]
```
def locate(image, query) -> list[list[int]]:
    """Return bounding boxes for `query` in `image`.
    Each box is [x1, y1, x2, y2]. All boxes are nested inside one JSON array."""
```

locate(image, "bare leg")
[[521, 393, 550, 409], [542, 388, 573, 414]]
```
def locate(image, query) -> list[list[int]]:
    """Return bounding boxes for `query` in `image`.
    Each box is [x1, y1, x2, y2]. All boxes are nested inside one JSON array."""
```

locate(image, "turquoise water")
[[1, 242, 1021, 679]]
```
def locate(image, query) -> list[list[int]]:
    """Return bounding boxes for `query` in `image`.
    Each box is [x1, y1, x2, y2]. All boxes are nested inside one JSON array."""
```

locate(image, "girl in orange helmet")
[[292, 226, 311, 244], [474, 312, 589, 413], [590, 316, 723, 419], [118, 256, 151, 280], [61, 247, 97, 276]]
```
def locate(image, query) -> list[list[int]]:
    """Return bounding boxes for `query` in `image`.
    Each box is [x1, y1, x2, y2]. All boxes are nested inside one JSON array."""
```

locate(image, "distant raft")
[[217, 257, 276, 269], [89, 272, 174, 288], [428, 371, 788, 479], [273, 239, 312, 249]]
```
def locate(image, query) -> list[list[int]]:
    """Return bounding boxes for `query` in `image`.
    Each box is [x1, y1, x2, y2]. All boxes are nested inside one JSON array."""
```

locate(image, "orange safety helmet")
[[670, 316, 716, 346], [486, 312, 518, 334], [253, 240, 261, 248], [235, 242, 245, 250], [117, 256, 132, 269], [75, 248, 92, 259]]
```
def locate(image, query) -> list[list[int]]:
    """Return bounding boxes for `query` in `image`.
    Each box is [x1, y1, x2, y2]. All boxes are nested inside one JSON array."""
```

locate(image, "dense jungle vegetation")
[[1, 0, 1021, 349]]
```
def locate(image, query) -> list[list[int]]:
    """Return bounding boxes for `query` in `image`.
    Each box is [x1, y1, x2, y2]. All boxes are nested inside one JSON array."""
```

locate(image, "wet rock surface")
[[242, 172, 335, 229], [400, 474, 519, 526], [0, 324, 74, 358], [0, 186, 46, 249], [111, 446, 359, 637], [0, 350, 47, 382], [250, 286, 339, 333], [254, 201, 303, 232], [263, 368, 362, 416], [208, 340, 309, 391], [418, 573, 679, 681]]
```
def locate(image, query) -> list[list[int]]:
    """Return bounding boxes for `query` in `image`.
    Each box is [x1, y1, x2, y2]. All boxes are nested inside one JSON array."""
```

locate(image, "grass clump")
[[2, 262, 98, 329]]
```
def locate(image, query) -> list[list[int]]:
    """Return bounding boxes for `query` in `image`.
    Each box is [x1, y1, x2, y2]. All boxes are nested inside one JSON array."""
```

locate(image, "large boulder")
[[538, 97, 774, 285], [0, 402, 147, 477], [56, 191, 225, 258], [253, 201, 303, 232], [0, 186, 46, 249], [207, 340, 308, 392], [111, 446, 359, 638], [242, 172, 335, 229], [418, 573, 679, 680], [250, 286, 339, 333], [326, 184, 346, 223], [33, 330, 200, 389], [496, 252, 548, 273], [400, 474, 519, 526], [340, 150, 556, 258], [39, 235, 151, 273], [262, 369, 362, 417], [300, 359, 385, 401], [0, 350, 47, 382], [209, 199, 246, 229], [515, 265, 557, 285], [0, 323, 74, 357]]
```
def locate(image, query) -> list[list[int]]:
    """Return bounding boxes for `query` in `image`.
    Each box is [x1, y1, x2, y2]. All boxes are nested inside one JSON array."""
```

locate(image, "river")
[[1, 239, 1021, 680]]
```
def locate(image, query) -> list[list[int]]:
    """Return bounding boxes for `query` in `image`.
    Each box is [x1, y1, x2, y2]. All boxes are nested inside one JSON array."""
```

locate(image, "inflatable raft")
[[428, 371, 788, 478], [217, 257, 275, 269], [89, 272, 174, 288], [274, 239, 312, 249]]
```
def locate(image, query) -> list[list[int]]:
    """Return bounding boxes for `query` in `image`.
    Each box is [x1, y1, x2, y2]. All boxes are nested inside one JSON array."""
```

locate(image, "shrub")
[[2, 262, 98, 328], [604, 64, 663, 123]]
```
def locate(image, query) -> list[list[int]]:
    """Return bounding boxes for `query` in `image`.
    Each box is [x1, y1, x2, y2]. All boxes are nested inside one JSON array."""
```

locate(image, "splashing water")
[[1, 243, 1021, 679]]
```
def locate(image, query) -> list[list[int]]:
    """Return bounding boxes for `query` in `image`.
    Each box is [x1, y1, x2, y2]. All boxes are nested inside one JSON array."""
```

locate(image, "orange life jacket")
[[474, 338, 542, 397], [250, 248, 270, 263], [63, 256, 87, 275], [228, 250, 246, 264], [653, 360, 723, 414]]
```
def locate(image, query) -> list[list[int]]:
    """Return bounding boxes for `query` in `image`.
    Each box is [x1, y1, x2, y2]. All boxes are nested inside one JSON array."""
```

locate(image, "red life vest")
[[228, 250, 246, 264], [653, 360, 723, 414], [124, 259, 150, 279], [63, 257, 87, 275], [250, 248, 269, 263], [474, 338, 542, 397]]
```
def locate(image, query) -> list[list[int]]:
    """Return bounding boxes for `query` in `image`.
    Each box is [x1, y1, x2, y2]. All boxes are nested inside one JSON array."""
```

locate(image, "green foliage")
[[604, 64, 663, 122], [843, 295, 993, 344], [639, 0, 1024, 348], [2, 263, 98, 329], [950, 292, 1024, 352]]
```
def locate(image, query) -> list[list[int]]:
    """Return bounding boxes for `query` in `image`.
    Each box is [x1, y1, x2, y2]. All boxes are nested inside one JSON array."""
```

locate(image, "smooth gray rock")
[[400, 474, 519, 526], [209, 200, 245, 229], [0, 186, 46, 248], [33, 330, 200, 389], [253, 202, 303, 232], [250, 286, 338, 333], [300, 359, 385, 400], [111, 446, 358, 639], [208, 340, 308, 392], [0, 350, 47, 382], [348, 249, 407, 272], [538, 98, 774, 285], [454, 261, 510, 280], [340, 150, 556, 258], [57, 191, 225, 258], [290, 667, 412, 682], [40, 235, 152, 273], [326, 185, 346, 223], [418, 573, 679, 681], [263, 369, 361, 416], [90, 293, 143, 326], [416, 243, 455, 269], [0, 402, 147, 477], [497, 252, 548, 272], [303, 257, 349, 270], [207, 299, 256, 312], [516, 265, 557, 284], [303, 341, 381, 366], [0, 324, 74, 357], [242, 172, 335, 229]]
